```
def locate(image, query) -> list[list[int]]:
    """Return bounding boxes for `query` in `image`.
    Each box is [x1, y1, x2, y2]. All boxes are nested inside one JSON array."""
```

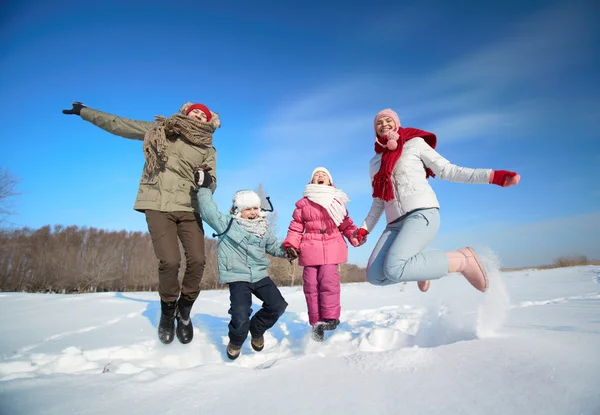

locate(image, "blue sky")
[[1, 0, 599, 268]]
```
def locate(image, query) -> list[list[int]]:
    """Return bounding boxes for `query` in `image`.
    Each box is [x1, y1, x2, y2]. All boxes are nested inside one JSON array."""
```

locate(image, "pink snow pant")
[[302, 264, 341, 326]]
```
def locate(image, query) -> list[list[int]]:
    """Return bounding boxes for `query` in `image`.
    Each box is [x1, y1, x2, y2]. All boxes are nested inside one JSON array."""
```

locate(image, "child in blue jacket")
[[194, 169, 290, 360]]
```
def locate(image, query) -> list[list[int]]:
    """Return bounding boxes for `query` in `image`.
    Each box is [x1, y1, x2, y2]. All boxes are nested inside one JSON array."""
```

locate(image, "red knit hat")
[[186, 103, 212, 121]]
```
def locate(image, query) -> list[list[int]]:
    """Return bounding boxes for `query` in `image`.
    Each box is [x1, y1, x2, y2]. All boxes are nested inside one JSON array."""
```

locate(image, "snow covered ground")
[[1, 256, 599, 414]]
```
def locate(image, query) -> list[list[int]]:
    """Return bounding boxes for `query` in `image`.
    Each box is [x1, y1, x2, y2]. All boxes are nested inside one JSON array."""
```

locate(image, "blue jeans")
[[228, 277, 288, 346], [366, 208, 449, 286]]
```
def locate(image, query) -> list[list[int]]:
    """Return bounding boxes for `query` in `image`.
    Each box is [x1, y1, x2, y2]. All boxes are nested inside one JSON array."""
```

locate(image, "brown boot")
[[251, 336, 264, 352], [226, 342, 242, 360], [446, 247, 488, 292], [417, 280, 431, 292]]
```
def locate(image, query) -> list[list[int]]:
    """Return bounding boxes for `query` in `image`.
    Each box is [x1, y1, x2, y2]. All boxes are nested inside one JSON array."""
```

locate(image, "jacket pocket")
[[175, 178, 195, 206], [137, 177, 160, 202]]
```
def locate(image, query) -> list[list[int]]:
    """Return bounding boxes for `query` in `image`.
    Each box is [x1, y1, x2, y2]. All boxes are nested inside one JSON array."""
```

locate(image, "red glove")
[[490, 170, 520, 187], [356, 228, 369, 243]]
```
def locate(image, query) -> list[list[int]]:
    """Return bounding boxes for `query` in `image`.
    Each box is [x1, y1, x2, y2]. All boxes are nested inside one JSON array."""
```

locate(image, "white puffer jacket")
[[361, 137, 492, 231]]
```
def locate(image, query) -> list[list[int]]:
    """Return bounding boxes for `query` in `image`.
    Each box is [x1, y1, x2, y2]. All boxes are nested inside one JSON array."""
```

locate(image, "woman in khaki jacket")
[[63, 101, 220, 345]]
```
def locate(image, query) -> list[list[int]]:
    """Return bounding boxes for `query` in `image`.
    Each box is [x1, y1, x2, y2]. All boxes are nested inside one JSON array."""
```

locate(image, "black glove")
[[194, 168, 213, 188], [285, 246, 299, 260], [62, 102, 86, 116]]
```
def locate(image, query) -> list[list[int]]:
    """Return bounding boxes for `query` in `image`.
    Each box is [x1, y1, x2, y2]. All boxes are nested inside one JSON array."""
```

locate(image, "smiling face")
[[187, 108, 208, 122], [376, 116, 397, 137], [311, 171, 332, 186], [240, 207, 260, 220]]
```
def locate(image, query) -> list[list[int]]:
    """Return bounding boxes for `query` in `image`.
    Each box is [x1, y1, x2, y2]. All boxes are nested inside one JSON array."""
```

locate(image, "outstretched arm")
[[79, 107, 155, 141], [419, 139, 491, 184], [353, 198, 383, 246], [361, 198, 384, 232], [265, 231, 287, 258], [339, 213, 358, 241], [196, 187, 231, 235]]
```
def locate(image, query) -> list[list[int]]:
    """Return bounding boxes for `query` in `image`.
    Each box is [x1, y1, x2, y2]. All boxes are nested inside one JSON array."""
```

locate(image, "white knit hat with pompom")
[[231, 190, 265, 218]]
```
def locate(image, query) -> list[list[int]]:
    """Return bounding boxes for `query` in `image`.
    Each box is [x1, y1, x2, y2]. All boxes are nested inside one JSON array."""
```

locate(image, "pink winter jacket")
[[283, 198, 358, 267]]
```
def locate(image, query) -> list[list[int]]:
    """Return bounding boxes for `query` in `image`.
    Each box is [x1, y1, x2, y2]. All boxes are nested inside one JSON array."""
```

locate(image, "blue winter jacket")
[[196, 188, 286, 284]]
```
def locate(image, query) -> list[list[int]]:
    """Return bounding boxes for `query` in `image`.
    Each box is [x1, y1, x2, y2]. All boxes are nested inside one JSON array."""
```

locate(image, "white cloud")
[[253, 2, 597, 159], [213, 3, 599, 260], [422, 5, 593, 94]]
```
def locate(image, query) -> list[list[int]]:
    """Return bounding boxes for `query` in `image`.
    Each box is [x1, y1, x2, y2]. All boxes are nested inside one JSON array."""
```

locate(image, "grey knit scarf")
[[235, 217, 268, 238]]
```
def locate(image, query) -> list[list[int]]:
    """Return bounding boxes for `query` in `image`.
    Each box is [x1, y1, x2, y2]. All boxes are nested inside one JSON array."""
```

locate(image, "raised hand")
[[490, 170, 520, 187], [285, 246, 299, 261], [194, 168, 213, 188], [354, 228, 368, 246], [62, 102, 86, 116]]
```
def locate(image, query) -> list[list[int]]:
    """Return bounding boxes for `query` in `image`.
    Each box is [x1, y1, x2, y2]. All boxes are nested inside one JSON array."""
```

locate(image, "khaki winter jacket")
[[80, 107, 217, 213]]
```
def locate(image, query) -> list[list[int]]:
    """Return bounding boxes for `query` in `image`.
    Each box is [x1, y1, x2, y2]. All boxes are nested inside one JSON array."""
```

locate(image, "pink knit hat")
[[374, 108, 401, 150], [374, 108, 401, 137]]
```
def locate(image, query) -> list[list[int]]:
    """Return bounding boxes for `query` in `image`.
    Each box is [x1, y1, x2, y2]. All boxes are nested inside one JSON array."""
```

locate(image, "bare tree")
[[0, 222, 366, 293], [0, 167, 20, 225]]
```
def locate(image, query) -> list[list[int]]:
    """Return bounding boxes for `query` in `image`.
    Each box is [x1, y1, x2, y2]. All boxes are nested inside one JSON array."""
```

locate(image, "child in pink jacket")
[[283, 167, 359, 342]]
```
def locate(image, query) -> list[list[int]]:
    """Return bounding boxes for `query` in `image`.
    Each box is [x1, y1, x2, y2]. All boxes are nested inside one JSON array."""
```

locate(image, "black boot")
[[322, 319, 340, 331], [311, 324, 324, 342], [176, 297, 195, 344], [158, 300, 177, 344]]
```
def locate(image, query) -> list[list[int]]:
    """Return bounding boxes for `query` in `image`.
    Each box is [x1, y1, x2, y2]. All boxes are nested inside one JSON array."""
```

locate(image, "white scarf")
[[303, 184, 350, 226], [235, 217, 268, 238]]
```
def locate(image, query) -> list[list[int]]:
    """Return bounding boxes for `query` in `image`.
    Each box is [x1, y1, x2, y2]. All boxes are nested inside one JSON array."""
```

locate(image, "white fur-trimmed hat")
[[309, 167, 334, 185], [231, 190, 262, 217]]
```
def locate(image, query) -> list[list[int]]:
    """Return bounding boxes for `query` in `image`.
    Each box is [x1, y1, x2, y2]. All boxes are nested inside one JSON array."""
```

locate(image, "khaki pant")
[[145, 210, 206, 303]]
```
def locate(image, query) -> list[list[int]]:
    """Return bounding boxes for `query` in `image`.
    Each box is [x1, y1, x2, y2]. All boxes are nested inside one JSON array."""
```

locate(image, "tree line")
[[0, 225, 367, 293]]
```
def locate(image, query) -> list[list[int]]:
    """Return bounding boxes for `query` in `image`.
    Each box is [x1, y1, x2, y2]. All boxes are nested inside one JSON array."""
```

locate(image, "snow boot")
[[322, 319, 340, 331], [417, 280, 431, 292], [158, 300, 177, 344], [312, 324, 325, 342], [175, 297, 194, 344], [446, 247, 488, 292], [251, 335, 264, 352], [226, 342, 242, 360]]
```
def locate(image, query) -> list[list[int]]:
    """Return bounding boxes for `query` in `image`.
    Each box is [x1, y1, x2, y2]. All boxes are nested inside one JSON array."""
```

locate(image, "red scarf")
[[372, 127, 437, 202]]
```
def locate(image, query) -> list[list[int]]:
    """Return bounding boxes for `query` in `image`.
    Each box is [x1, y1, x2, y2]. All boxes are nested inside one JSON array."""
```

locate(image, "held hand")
[[285, 246, 299, 261], [490, 170, 520, 187], [349, 237, 360, 247], [194, 168, 213, 188], [62, 102, 86, 116], [354, 228, 369, 246]]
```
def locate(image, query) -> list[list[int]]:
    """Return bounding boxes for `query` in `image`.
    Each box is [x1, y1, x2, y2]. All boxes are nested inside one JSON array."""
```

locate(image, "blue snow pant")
[[228, 277, 288, 346], [366, 208, 449, 286]]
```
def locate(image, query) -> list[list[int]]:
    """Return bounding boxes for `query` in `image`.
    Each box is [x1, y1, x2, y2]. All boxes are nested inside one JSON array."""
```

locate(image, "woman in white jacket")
[[355, 109, 520, 292]]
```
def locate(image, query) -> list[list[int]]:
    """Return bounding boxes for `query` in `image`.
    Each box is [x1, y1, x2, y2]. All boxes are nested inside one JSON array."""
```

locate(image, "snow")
[[1, 258, 599, 414]]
